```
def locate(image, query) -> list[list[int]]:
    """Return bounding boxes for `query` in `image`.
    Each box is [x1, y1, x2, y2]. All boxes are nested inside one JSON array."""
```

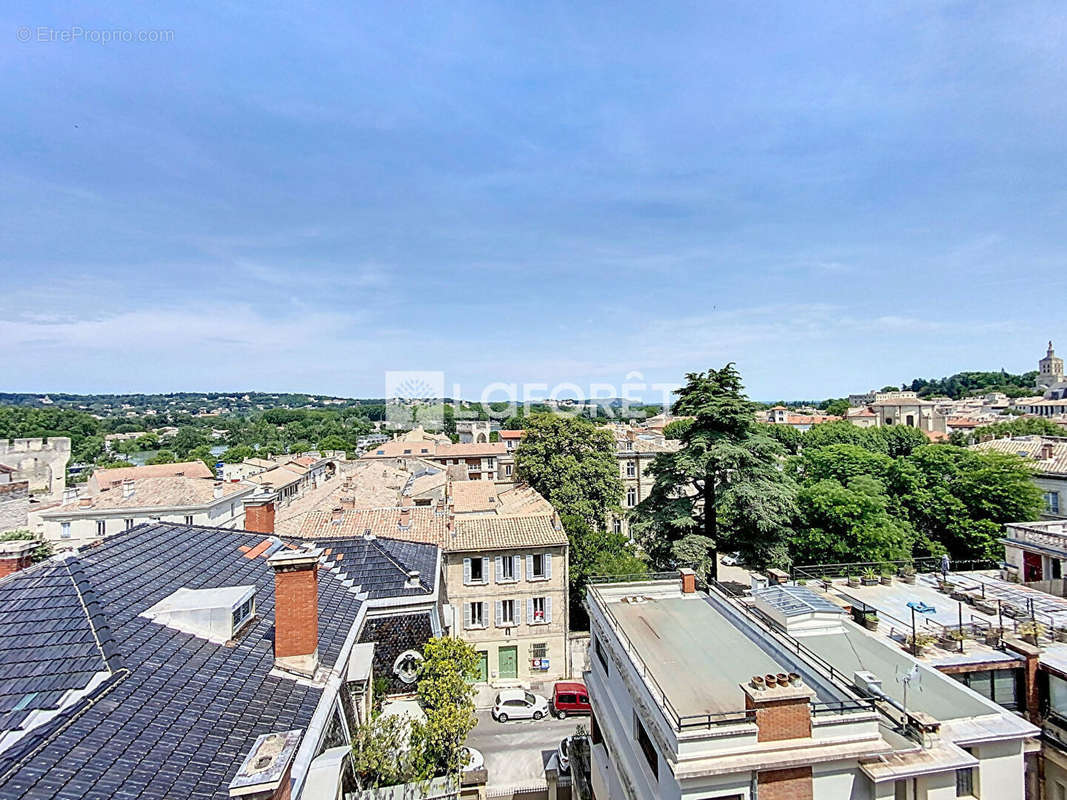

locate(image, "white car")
[[721, 552, 742, 566], [459, 746, 484, 772], [491, 688, 550, 722], [557, 736, 574, 773]]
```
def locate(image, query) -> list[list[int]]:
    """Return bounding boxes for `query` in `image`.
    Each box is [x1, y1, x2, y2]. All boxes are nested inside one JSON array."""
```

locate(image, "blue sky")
[[2, 1, 1065, 401]]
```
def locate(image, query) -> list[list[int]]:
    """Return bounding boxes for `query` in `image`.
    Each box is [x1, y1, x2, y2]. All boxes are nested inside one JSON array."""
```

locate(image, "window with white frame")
[[184, 515, 194, 526], [467, 601, 486, 629], [96, 520, 106, 537], [487, 457, 495, 469], [626, 460, 636, 477], [626, 487, 637, 507], [498, 599, 517, 626], [1046, 492, 1061, 515], [613, 517, 622, 535], [530, 553, 547, 580], [497, 554, 520, 582], [465, 557, 489, 585], [505, 464, 513, 476], [529, 596, 550, 624], [124, 518, 134, 531], [61, 522, 71, 539]]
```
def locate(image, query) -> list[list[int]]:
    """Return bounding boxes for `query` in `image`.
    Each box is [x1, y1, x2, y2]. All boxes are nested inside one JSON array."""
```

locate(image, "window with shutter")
[[463, 558, 472, 585], [464, 602, 472, 629], [495, 556, 505, 582], [545, 553, 552, 580]]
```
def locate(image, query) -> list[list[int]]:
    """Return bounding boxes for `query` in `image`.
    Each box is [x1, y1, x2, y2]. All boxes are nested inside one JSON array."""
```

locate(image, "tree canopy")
[[514, 413, 622, 527], [632, 365, 798, 577]]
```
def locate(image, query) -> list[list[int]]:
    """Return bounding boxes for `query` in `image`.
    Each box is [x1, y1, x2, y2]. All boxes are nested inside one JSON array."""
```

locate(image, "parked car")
[[551, 681, 590, 719], [557, 736, 575, 773], [491, 688, 550, 722], [459, 746, 484, 772], [721, 552, 742, 566]]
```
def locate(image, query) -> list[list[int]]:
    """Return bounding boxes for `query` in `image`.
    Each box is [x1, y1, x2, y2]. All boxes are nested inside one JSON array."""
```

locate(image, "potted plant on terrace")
[[1019, 620, 1046, 646], [899, 565, 916, 585], [847, 573, 861, 588], [938, 628, 966, 650], [862, 612, 880, 631], [861, 567, 879, 586], [879, 567, 893, 586], [905, 632, 935, 656], [984, 627, 1003, 646]]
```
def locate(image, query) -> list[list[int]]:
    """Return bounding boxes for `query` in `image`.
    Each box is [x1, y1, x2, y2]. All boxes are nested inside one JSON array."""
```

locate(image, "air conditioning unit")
[[853, 670, 883, 697]]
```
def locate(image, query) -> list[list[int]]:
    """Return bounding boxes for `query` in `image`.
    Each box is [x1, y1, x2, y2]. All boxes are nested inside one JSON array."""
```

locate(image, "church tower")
[[1038, 340, 1065, 391]]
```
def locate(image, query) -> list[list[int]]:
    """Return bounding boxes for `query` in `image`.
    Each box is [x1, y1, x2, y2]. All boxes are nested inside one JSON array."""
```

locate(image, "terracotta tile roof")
[[247, 465, 304, 488], [499, 430, 524, 439], [970, 436, 1067, 475], [434, 441, 508, 458], [298, 505, 566, 552], [91, 461, 214, 489], [45, 477, 252, 514], [947, 418, 982, 428]]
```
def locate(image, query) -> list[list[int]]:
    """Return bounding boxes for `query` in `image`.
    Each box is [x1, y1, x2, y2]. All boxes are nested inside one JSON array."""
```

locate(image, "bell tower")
[[1038, 340, 1065, 391]]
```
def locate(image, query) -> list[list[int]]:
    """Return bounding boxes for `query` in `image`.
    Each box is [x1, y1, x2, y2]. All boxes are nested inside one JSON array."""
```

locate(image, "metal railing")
[[793, 557, 1000, 582]]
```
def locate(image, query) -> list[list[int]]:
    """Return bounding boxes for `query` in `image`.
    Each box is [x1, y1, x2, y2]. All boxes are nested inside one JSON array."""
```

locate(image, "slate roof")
[[0, 559, 121, 738], [0, 521, 437, 800], [315, 536, 438, 599]]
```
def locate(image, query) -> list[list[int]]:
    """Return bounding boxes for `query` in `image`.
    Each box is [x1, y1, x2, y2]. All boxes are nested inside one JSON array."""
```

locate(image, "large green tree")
[[514, 413, 622, 527], [632, 365, 798, 578], [564, 514, 647, 628], [792, 477, 916, 565]]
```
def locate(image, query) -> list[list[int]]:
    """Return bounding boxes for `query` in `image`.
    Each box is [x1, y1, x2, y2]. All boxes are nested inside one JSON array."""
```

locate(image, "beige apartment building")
[[605, 425, 679, 538], [362, 438, 512, 481], [297, 483, 569, 685]]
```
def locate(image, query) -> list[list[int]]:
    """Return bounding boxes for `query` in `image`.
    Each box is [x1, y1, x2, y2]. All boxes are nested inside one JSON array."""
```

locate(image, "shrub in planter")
[[984, 628, 1003, 646], [1018, 621, 1046, 645], [905, 633, 935, 655], [862, 614, 880, 631], [939, 629, 966, 649], [899, 567, 916, 585], [861, 568, 879, 586], [847, 575, 861, 588], [879, 569, 893, 586]]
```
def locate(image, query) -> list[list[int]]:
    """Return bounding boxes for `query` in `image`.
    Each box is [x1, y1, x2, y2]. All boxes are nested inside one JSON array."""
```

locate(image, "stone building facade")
[[0, 437, 70, 498], [0, 465, 29, 533]]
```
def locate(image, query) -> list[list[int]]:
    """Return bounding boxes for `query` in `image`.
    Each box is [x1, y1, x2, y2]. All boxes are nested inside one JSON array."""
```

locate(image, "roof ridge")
[[61, 558, 124, 673]]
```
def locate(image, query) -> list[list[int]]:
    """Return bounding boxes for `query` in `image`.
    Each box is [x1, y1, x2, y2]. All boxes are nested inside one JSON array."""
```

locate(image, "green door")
[[475, 651, 488, 683], [498, 646, 518, 679]]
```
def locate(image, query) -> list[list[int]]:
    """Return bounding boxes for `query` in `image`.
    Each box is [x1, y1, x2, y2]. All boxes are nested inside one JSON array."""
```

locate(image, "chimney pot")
[[79, 497, 93, 508], [213, 481, 224, 499], [122, 479, 135, 499]]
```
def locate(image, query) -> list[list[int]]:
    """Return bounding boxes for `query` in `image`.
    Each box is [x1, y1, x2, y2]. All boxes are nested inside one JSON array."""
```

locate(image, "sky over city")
[[2, 1, 1066, 401]]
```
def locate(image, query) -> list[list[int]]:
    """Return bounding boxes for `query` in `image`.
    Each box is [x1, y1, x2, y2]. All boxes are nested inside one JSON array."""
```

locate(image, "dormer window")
[[232, 596, 255, 633]]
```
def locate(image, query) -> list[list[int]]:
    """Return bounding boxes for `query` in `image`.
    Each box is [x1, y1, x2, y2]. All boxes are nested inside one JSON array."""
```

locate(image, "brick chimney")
[[0, 540, 37, 579], [244, 492, 277, 535], [267, 548, 322, 676], [742, 675, 815, 742], [1041, 442, 1055, 460], [339, 495, 355, 511], [228, 729, 302, 800], [679, 567, 696, 594]]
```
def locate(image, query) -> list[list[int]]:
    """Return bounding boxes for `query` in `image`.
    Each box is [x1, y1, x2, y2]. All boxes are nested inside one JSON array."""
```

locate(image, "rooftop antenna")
[[896, 662, 922, 715]]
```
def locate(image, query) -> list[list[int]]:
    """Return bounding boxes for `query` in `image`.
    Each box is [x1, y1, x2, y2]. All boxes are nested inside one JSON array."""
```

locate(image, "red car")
[[551, 681, 591, 719]]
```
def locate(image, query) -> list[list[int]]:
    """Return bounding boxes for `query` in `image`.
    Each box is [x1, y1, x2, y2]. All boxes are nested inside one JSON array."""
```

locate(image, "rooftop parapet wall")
[[0, 437, 71, 497]]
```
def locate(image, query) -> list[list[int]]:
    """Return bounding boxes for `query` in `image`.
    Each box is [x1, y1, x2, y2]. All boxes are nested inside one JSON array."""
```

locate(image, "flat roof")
[[608, 591, 780, 715], [597, 583, 850, 716]]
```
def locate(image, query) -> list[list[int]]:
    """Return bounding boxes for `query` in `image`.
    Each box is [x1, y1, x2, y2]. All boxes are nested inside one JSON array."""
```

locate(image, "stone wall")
[[0, 481, 29, 533], [0, 438, 71, 498]]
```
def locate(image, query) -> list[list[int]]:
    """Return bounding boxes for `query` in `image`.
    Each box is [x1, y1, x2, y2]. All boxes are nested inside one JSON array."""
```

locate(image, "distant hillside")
[[897, 370, 1038, 400]]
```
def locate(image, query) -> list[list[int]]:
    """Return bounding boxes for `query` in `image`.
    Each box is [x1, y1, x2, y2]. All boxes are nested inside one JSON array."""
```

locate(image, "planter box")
[[847, 579, 861, 588], [861, 577, 878, 586], [973, 602, 996, 615], [862, 617, 880, 631], [880, 576, 893, 586], [901, 574, 916, 585]]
